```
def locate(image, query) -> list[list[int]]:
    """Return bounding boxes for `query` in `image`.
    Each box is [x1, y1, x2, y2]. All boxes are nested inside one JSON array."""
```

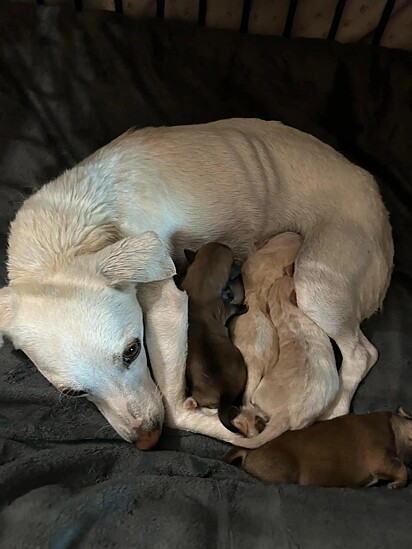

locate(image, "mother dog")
[[0, 119, 393, 449]]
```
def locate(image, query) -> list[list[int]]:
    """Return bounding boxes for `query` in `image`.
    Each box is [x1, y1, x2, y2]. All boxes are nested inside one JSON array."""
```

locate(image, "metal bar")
[[328, 0, 347, 41], [74, 0, 83, 12], [198, 0, 207, 27], [372, 0, 396, 45], [114, 0, 123, 14], [156, 0, 165, 18], [283, 0, 298, 38], [240, 0, 252, 33]]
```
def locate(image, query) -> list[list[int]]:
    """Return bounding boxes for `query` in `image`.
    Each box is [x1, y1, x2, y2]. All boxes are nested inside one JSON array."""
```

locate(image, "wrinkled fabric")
[[0, 4, 412, 548]]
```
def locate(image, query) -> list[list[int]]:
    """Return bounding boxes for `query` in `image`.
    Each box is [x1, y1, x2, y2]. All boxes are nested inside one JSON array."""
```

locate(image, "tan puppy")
[[230, 233, 339, 448], [180, 243, 247, 431], [225, 409, 412, 488]]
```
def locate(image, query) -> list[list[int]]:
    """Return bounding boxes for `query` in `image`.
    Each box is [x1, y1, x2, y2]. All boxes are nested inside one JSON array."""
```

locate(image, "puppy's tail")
[[218, 393, 242, 434], [231, 416, 289, 449]]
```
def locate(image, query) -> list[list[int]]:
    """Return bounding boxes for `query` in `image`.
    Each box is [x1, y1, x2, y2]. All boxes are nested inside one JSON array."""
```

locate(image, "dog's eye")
[[61, 388, 88, 398], [123, 338, 141, 367]]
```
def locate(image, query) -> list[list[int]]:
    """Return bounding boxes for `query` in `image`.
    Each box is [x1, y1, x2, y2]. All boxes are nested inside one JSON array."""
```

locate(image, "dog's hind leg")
[[371, 456, 408, 489], [319, 329, 378, 419], [294, 222, 392, 419]]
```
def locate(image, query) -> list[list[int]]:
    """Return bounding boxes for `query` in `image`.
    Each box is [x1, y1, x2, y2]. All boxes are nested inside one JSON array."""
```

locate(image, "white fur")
[[0, 119, 393, 445], [230, 233, 339, 449]]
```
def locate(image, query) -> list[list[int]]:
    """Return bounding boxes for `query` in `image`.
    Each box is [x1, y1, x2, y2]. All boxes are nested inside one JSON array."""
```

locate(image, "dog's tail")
[[223, 446, 248, 466], [218, 393, 242, 434], [231, 416, 289, 449]]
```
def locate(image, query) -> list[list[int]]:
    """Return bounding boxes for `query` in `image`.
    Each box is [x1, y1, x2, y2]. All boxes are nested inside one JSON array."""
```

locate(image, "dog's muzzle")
[[133, 423, 162, 450]]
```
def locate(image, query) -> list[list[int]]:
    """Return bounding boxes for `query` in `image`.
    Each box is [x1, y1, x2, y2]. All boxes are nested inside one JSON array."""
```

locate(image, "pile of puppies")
[[180, 234, 412, 489]]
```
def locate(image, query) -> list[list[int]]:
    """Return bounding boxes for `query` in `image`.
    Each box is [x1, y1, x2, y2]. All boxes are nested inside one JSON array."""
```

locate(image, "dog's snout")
[[134, 423, 162, 450], [129, 417, 143, 431]]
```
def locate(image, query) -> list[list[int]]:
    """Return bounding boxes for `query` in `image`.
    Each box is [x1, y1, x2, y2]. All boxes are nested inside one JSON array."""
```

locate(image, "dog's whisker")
[[94, 424, 113, 438]]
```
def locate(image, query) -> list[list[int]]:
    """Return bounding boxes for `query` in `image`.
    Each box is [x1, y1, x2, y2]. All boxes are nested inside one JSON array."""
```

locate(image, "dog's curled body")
[[0, 119, 393, 447]]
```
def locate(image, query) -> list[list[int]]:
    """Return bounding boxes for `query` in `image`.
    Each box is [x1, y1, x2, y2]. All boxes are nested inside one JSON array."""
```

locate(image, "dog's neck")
[[7, 165, 122, 284]]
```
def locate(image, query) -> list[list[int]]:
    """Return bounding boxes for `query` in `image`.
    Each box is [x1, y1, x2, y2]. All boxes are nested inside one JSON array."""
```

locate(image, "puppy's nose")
[[134, 423, 162, 450]]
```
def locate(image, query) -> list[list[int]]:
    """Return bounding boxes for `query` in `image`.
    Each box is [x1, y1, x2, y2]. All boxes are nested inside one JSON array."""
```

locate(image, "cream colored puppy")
[[230, 233, 339, 448], [0, 119, 393, 448]]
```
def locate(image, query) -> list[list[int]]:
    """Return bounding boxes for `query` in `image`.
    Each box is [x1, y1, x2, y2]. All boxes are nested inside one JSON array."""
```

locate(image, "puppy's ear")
[[184, 249, 197, 264], [229, 262, 242, 281], [0, 287, 16, 348], [88, 231, 176, 286]]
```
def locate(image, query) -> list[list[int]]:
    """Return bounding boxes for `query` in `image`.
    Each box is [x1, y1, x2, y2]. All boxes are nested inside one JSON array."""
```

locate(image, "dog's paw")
[[183, 397, 198, 411]]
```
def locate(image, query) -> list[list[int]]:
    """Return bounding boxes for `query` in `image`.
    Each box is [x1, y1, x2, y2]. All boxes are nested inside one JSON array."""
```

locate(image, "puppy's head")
[[0, 231, 176, 449], [183, 243, 234, 298], [183, 243, 245, 321]]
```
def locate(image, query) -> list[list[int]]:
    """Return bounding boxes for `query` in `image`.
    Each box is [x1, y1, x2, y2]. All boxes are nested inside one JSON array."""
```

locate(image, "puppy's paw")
[[183, 397, 198, 411], [232, 414, 253, 437], [387, 480, 405, 490], [236, 303, 249, 316], [255, 415, 268, 434], [233, 405, 268, 438]]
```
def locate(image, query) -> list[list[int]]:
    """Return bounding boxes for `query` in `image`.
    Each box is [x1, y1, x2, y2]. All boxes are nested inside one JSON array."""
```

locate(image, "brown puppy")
[[225, 408, 412, 488], [181, 243, 247, 432]]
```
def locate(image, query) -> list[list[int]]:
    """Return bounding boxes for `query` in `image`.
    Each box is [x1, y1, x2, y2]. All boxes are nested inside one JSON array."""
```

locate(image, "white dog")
[[0, 119, 393, 449]]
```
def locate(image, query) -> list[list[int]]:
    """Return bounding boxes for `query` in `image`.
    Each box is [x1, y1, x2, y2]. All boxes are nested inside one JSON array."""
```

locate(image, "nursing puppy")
[[181, 243, 247, 431], [225, 408, 412, 488], [230, 233, 339, 448], [0, 119, 393, 448]]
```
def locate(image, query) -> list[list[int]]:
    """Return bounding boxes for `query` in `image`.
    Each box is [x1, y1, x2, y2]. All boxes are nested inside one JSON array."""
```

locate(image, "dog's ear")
[[89, 231, 176, 286], [290, 289, 298, 307], [184, 249, 197, 264], [0, 287, 16, 348]]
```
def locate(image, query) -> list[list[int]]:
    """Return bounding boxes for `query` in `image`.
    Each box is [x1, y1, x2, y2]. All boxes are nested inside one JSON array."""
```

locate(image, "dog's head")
[[0, 231, 176, 449]]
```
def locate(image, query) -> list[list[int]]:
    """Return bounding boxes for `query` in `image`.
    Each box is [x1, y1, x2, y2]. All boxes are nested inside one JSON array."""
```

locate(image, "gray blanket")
[[1, 4, 412, 548]]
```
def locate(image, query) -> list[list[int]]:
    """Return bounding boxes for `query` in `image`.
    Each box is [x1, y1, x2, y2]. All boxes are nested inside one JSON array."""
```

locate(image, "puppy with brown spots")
[[181, 242, 247, 432], [225, 408, 412, 488]]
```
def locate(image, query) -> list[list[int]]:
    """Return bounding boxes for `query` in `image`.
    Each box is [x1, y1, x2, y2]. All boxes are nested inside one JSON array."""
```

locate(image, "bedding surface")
[[0, 4, 412, 548]]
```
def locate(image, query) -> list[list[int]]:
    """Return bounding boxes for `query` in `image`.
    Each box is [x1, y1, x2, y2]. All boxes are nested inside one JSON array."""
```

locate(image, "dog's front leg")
[[137, 279, 242, 443]]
